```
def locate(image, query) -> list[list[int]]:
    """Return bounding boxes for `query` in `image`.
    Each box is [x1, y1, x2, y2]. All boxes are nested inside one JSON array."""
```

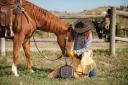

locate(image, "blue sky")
[[31, 0, 128, 12]]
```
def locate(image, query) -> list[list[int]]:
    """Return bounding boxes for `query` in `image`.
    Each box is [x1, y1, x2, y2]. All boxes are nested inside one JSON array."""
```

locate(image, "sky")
[[31, 0, 128, 12]]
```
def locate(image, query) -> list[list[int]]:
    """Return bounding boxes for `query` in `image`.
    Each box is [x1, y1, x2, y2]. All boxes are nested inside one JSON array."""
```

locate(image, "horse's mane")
[[23, 0, 67, 33]]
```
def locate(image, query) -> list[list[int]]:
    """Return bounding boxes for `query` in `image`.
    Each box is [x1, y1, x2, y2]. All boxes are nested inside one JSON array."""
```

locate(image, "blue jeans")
[[89, 69, 96, 77]]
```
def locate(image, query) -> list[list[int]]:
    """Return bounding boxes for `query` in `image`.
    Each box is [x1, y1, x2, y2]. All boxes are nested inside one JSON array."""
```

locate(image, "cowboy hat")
[[73, 19, 94, 33]]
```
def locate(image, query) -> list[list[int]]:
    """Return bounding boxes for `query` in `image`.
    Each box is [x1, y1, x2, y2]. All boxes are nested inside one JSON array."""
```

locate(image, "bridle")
[[64, 28, 74, 56], [64, 30, 69, 56]]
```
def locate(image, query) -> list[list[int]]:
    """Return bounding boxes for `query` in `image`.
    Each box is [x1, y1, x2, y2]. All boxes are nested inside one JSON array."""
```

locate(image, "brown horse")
[[0, 0, 73, 76]]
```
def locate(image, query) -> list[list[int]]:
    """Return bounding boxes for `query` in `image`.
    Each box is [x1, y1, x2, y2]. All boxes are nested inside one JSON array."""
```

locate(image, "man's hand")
[[69, 50, 76, 58]]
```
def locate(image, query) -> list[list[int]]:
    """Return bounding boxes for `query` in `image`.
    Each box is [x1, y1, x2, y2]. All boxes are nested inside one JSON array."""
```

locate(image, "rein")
[[32, 33, 63, 61], [32, 29, 71, 62], [63, 30, 70, 65]]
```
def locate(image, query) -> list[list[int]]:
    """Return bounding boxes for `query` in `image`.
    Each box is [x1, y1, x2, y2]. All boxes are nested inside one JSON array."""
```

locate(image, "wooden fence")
[[110, 7, 128, 56], [0, 7, 128, 56], [59, 15, 104, 19], [0, 14, 104, 56], [0, 38, 5, 56]]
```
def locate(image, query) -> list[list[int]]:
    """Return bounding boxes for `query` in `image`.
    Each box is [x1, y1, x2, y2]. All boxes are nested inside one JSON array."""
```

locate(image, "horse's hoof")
[[14, 74, 19, 77], [29, 69, 34, 73], [12, 70, 19, 77], [12, 64, 19, 77]]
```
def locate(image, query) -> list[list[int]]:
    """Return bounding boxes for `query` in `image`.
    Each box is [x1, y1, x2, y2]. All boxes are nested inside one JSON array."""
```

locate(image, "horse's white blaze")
[[12, 63, 19, 76]]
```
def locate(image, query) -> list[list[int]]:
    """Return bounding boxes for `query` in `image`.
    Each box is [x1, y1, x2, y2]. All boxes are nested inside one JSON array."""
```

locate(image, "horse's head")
[[103, 16, 110, 31], [57, 19, 97, 57], [56, 23, 74, 57], [92, 15, 111, 39]]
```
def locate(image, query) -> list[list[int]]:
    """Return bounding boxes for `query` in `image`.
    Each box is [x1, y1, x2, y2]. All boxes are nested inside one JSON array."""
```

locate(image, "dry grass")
[[0, 46, 128, 85]]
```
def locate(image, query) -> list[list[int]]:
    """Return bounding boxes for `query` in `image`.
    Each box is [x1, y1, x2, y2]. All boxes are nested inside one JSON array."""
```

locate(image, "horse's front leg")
[[22, 39, 34, 72], [12, 34, 23, 76]]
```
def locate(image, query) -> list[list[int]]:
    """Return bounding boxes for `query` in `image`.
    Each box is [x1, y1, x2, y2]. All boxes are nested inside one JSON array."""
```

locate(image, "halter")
[[63, 30, 69, 66], [64, 30, 68, 56], [63, 28, 74, 57]]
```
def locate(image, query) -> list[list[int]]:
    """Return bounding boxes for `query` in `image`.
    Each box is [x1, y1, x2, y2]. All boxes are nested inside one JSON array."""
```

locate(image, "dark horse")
[[0, 0, 73, 76], [93, 8, 111, 39], [93, 15, 111, 39]]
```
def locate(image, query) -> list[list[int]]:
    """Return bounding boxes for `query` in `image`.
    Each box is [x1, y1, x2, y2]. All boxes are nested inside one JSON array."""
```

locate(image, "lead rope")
[[32, 33, 63, 61], [64, 30, 75, 66], [64, 35, 68, 65], [63, 31, 73, 65]]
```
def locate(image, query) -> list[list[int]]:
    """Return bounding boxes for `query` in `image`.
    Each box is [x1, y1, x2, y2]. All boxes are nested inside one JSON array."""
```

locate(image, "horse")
[[0, 0, 101, 77], [0, 0, 74, 76], [93, 15, 111, 39], [97, 9, 111, 40]]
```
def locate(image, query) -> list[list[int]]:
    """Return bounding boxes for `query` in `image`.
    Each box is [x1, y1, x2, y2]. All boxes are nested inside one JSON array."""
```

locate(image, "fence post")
[[110, 7, 116, 57], [0, 37, 6, 56]]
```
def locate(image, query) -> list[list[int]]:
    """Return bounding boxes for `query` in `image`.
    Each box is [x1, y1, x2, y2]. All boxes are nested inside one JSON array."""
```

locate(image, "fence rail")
[[116, 10, 128, 17], [30, 38, 105, 43], [0, 7, 128, 56], [110, 7, 128, 56], [115, 37, 128, 42], [59, 15, 104, 19]]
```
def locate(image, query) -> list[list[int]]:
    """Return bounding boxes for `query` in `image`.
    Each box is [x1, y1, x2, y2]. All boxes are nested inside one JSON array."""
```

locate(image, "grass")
[[0, 48, 128, 85]]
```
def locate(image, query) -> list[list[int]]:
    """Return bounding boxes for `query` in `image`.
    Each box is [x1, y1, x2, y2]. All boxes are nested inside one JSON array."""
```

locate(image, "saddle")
[[0, 0, 27, 37], [0, 5, 14, 27]]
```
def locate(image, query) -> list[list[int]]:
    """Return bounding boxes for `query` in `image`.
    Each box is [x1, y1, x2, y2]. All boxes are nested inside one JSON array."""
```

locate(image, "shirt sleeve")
[[76, 32, 93, 56]]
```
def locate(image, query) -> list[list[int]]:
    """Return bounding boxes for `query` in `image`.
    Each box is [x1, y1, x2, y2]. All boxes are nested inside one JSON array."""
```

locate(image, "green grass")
[[0, 48, 128, 85]]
